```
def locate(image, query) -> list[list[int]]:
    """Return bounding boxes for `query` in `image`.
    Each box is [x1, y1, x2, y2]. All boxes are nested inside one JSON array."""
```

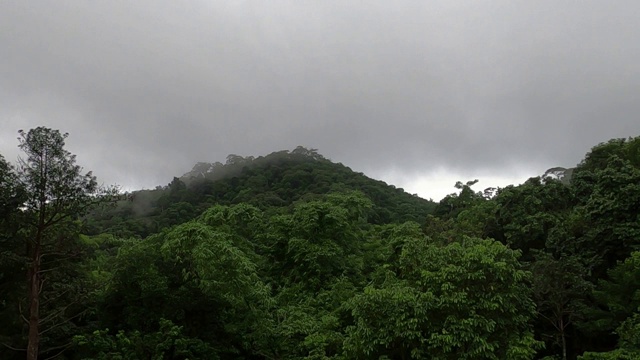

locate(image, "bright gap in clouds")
[[380, 168, 538, 202]]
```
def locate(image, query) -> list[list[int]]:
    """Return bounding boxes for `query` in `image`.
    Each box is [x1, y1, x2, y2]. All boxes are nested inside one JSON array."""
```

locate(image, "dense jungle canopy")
[[1, 128, 640, 360]]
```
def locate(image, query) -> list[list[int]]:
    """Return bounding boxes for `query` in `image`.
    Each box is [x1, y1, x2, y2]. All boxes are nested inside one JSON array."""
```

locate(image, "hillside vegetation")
[[84, 146, 436, 238], [1, 130, 640, 360]]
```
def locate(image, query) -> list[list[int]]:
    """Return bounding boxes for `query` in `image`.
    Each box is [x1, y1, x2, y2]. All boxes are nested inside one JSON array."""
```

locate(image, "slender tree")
[[16, 127, 115, 360], [529, 252, 593, 360]]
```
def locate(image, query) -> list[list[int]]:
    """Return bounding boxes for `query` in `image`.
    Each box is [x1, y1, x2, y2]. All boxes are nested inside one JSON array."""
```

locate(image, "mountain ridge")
[[86, 146, 436, 238]]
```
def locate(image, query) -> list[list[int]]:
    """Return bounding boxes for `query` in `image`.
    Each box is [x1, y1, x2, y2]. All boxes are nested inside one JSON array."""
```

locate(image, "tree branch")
[[39, 309, 87, 335], [40, 288, 72, 307], [1, 342, 26, 352], [38, 278, 46, 296], [37, 267, 62, 275], [39, 302, 75, 326], [41, 342, 72, 360], [537, 311, 561, 332], [18, 301, 29, 325]]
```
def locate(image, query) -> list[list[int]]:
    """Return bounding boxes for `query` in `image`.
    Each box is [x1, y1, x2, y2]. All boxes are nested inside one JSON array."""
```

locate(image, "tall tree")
[[529, 252, 593, 360], [15, 127, 115, 360]]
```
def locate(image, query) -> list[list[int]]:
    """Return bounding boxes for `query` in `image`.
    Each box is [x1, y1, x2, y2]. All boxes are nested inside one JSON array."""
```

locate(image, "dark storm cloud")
[[1, 1, 639, 195]]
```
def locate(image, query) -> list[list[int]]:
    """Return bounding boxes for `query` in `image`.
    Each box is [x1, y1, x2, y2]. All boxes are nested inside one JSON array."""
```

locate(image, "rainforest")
[[1, 128, 640, 360]]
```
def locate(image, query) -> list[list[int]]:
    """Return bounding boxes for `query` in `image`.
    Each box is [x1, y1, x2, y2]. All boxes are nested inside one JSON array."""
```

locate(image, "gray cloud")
[[1, 1, 639, 197]]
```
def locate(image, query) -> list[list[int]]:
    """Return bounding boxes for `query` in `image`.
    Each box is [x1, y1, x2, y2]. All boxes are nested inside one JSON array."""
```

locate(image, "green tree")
[[567, 137, 640, 276], [492, 177, 574, 259], [95, 210, 271, 358], [588, 252, 640, 337], [529, 252, 593, 360], [14, 127, 115, 360], [73, 318, 214, 360], [0, 154, 27, 356], [573, 156, 640, 275], [433, 180, 483, 219], [263, 192, 371, 291], [345, 233, 540, 359], [0, 154, 23, 219], [579, 311, 640, 359]]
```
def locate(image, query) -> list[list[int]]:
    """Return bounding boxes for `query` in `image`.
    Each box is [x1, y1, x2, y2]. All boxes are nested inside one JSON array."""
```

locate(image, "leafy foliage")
[[345, 236, 540, 359], [85, 147, 435, 238], [73, 318, 215, 360], [3, 129, 640, 360]]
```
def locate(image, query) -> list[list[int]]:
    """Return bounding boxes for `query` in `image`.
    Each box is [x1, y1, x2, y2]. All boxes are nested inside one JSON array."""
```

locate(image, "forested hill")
[[85, 146, 436, 238], [4, 130, 640, 359]]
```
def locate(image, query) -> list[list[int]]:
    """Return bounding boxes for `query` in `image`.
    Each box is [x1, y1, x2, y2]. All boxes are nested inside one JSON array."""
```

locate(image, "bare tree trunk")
[[26, 166, 47, 360], [27, 192, 45, 360], [560, 316, 567, 360], [26, 234, 41, 360]]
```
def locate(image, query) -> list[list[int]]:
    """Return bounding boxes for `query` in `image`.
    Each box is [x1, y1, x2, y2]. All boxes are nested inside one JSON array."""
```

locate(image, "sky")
[[1, 1, 639, 201]]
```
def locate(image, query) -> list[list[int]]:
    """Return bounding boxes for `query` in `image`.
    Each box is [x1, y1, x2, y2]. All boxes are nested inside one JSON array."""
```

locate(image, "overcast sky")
[[1, 1, 638, 201]]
